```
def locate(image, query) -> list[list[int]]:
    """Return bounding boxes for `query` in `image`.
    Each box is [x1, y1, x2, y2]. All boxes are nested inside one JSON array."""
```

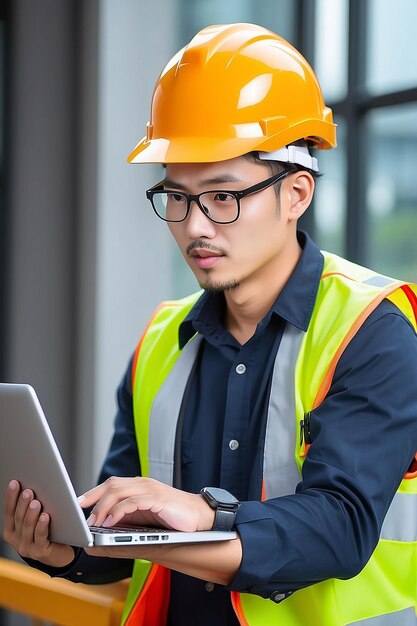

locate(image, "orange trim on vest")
[[401, 285, 417, 478], [125, 564, 171, 626], [320, 271, 357, 281], [312, 281, 406, 409], [311, 279, 417, 479], [401, 284, 417, 324], [231, 591, 251, 626], [404, 452, 417, 480]]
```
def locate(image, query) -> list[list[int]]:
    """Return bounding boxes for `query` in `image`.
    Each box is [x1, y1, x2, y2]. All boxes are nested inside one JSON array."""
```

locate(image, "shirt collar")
[[178, 230, 323, 348]]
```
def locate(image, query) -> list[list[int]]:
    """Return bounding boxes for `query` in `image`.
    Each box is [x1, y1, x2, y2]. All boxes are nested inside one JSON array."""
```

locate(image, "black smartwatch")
[[200, 487, 240, 531]]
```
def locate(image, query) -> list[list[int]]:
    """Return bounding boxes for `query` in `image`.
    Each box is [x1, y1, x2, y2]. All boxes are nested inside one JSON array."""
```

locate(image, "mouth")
[[189, 247, 224, 269]]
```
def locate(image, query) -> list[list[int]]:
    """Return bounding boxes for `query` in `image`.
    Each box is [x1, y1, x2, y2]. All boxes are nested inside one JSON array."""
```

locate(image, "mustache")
[[186, 239, 226, 256]]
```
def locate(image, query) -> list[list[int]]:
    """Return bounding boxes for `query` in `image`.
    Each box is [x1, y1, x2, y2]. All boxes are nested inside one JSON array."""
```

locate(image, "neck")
[[224, 238, 302, 345]]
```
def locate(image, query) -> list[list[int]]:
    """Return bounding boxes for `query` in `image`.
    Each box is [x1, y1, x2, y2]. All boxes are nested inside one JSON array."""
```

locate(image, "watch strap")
[[212, 507, 237, 531]]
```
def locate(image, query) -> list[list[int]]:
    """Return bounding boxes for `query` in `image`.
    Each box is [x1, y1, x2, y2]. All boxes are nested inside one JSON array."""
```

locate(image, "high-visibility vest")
[[122, 251, 417, 626]]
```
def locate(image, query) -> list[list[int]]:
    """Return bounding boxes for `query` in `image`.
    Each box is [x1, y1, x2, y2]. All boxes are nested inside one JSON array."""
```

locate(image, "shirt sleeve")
[[25, 356, 139, 584], [229, 300, 417, 600]]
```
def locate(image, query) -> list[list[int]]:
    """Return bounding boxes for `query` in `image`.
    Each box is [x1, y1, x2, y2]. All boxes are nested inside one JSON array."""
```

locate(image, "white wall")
[[77, 0, 180, 486]]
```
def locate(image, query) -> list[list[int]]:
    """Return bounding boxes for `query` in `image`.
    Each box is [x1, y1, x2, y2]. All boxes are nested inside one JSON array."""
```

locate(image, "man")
[[4, 23, 417, 626]]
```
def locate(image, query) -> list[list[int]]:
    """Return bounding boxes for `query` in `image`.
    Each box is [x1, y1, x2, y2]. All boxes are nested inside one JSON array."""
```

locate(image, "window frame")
[[307, 0, 417, 263]]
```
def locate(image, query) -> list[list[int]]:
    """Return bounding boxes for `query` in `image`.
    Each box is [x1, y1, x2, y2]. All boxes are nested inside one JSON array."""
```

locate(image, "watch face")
[[203, 487, 239, 508]]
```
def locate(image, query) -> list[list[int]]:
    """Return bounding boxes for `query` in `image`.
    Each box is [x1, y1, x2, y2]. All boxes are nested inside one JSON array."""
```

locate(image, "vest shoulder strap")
[[131, 290, 202, 478], [299, 251, 417, 412]]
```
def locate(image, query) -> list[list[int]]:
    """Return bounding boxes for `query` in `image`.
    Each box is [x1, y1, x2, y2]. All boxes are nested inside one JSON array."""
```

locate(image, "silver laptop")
[[0, 383, 237, 547]]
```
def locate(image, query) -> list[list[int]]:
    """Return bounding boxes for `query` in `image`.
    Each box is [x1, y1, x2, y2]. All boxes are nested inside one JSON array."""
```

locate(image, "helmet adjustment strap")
[[258, 145, 319, 172]]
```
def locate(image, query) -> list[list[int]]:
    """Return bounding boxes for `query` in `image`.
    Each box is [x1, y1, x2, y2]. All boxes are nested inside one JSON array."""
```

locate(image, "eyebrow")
[[162, 174, 243, 190]]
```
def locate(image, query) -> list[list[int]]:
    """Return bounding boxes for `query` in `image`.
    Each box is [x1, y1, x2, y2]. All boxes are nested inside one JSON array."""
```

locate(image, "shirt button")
[[235, 363, 246, 374], [229, 439, 239, 451], [271, 592, 286, 603], [205, 582, 215, 592]]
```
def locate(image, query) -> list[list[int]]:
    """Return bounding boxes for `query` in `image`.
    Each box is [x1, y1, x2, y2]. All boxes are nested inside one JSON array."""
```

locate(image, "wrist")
[[200, 487, 240, 531], [198, 494, 216, 531]]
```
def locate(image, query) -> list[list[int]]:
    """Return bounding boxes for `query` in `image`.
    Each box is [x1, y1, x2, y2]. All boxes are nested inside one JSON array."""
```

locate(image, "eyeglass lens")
[[152, 191, 239, 223]]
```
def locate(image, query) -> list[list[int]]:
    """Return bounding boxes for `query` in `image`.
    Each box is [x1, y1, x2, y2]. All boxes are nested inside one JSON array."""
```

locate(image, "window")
[[366, 104, 417, 280], [366, 0, 417, 95], [314, 0, 417, 283], [174, 0, 417, 289]]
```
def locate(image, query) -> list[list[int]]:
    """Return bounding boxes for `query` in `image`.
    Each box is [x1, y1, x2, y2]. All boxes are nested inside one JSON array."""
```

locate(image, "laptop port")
[[146, 535, 160, 541], [114, 536, 133, 543]]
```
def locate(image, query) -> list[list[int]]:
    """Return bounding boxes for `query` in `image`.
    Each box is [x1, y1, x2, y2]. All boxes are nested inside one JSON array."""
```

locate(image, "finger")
[[77, 483, 107, 508], [117, 509, 160, 528], [3, 480, 21, 536], [33, 512, 75, 566], [14, 489, 35, 531], [78, 476, 135, 508], [33, 511, 51, 547], [102, 488, 200, 532], [85, 478, 147, 526], [90, 487, 158, 527], [20, 499, 43, 548], [99, 494, 158, 528]]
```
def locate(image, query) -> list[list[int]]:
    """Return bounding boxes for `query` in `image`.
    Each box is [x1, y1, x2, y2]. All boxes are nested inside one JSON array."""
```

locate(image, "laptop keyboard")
[[90, 525, 172, 534]]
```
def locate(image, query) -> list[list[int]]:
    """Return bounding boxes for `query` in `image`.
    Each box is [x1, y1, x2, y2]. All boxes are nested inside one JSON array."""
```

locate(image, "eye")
[[214, 192, 235, 202], [167, 192, 185, 203]]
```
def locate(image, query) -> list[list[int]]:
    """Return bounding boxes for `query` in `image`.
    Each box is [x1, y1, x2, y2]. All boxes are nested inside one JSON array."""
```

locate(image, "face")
[[163, 156, 301, 294]]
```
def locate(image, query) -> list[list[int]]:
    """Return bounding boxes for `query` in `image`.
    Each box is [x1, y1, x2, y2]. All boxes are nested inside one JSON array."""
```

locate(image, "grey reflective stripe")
[[347, 606, 417, 625], [363, 275, 395, 287], [381, 492, 417, 542], [148, 335, 203, 485], [263, 325, 305, 499]]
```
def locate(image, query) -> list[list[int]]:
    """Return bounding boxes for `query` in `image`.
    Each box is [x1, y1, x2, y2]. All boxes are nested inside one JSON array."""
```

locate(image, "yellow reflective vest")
[[122, 251, 417, 626]]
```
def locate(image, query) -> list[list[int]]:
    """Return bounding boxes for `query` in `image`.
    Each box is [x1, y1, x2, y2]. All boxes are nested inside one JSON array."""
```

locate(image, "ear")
[[285, 171, 315, 222]]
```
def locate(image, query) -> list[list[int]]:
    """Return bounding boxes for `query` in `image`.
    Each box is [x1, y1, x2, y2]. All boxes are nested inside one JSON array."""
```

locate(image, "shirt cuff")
[[227, 501, 294, 601], [23, 548, 84, 579]]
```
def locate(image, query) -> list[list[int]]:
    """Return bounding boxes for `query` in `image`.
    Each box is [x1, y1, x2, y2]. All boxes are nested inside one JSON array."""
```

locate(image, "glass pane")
[[314, 117, 347, 256], [366, 104, 417, 281], [367, 0, 417, 95], [314, 0, 349, 103]]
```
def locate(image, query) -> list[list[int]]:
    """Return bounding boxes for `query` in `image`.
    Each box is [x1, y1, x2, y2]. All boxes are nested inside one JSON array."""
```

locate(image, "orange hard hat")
[[128, 23, 336, 164]]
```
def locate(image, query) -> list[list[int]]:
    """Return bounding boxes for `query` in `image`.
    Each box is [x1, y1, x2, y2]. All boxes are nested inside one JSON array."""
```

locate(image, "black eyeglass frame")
[[146, 170, 292, 224]]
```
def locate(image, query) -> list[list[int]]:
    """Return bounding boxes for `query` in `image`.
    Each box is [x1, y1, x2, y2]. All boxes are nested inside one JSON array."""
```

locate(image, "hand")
[[3, 480, 75, 568], [78, 476, 215, 532]]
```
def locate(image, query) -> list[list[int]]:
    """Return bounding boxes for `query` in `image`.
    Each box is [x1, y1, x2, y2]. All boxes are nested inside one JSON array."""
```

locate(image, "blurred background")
[[0, 0, 416, 622]]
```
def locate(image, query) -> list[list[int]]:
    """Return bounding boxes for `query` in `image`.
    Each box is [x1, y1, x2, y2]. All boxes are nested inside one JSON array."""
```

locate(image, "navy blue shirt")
[[39, 233, 417, 626]]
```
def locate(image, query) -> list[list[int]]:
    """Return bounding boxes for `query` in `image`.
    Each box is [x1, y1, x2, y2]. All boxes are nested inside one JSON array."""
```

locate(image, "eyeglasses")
[[146, 170, 291, 224]]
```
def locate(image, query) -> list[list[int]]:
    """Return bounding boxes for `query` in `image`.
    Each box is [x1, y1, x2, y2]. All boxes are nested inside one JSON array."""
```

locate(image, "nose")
[[184, 199, 217, 239]]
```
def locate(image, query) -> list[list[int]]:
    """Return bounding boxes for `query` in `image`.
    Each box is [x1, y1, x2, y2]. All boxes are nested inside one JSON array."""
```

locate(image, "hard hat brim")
[[128, 136, 269, 164], [128, 126, 336, 165]]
